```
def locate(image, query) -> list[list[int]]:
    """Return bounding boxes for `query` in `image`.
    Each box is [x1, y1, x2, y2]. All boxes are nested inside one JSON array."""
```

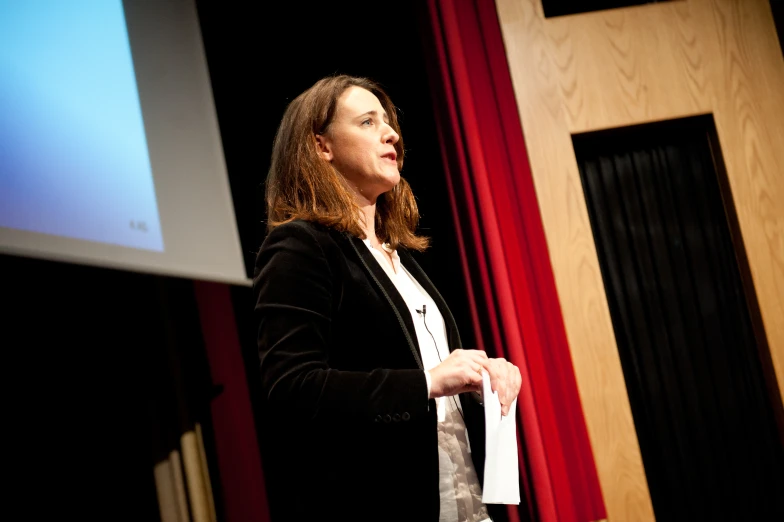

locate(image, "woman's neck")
[[359, 201, 379, 246]]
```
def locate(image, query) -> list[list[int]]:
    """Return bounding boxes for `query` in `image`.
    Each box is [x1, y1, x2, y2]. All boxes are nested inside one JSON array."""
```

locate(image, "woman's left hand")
[[485, 357, 522, 416]]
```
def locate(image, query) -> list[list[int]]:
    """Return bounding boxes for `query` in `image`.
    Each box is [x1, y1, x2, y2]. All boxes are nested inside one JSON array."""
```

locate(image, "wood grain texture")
[[493, 0, 784, 520]]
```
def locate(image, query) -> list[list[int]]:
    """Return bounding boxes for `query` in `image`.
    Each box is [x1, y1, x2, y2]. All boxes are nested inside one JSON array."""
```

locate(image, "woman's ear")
[[315, 134, 333, 162]]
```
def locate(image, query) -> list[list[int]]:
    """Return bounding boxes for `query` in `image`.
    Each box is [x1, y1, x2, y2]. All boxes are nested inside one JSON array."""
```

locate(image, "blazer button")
[[375, 415, 383, 423], [402, 412, 410, 421], [383, 414, 392, 423], [393, 413, 401, 423]]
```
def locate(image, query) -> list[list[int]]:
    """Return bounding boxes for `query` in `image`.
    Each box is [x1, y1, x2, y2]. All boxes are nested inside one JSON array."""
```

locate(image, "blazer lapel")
[[340, 232, 424, 370], [399, 250, 484, 411], [398, 249, 463, 352]]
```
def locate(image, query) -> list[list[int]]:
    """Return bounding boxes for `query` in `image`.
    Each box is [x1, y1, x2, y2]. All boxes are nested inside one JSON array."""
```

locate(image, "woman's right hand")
[[428, 348, 489, 398]]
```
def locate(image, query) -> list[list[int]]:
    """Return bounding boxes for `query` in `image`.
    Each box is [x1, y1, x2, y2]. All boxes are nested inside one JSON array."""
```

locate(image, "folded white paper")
[[482, 371, 521, 504], [436, 396, 447, 422]]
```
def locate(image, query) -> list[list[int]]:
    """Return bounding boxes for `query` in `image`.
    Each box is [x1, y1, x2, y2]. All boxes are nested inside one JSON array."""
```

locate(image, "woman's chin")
[[384, 171, 401, 189], [354, 173, 401, 201]]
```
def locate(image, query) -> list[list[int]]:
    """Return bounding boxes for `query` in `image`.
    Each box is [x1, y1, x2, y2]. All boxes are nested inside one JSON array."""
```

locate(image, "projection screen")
[[0, 0, 249, 285]]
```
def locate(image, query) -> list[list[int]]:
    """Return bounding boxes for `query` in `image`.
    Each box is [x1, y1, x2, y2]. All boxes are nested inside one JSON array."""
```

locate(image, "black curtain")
[[1, 251, 220, 521], [772, 0, 784, 57], [573, 116, 784, 521], [541, 0, 670, 18]]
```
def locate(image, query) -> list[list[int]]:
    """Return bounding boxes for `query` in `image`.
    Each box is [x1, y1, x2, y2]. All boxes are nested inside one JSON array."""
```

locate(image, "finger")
[[495, 362, 510, 397], [504, 364, 514, 403], [468, 369, 483, 388], [510, 364, 522, 397], [446, 349, 464, 361], [495, 362, 509, 400], [500, 373, 509, 416], [463, 350, 489, 364], [498, 362, 515, 403], [501, 372, 511, 410], [480, 359, 492, 372], [463, 359, 483, 375], [453, 349, 476, 364], [471, 358, 492, 375], [464, 360, 482, 376], [488, 362, 501, 393]]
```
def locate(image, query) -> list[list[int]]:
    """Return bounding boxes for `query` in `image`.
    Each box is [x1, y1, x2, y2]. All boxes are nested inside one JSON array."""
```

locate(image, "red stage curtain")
[[194, 281, 271, 522], [421, 1, 607, 521]]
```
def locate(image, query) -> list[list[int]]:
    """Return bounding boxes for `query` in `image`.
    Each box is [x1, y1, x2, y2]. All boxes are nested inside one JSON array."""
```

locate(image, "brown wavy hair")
[[265, 75, 429, 251]]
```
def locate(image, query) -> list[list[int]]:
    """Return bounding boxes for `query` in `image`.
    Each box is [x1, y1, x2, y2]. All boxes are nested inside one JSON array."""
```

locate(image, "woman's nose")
[[383, 124, 399, 144]]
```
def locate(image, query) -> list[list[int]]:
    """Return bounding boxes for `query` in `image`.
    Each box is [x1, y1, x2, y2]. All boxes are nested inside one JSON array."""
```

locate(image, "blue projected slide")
[[0, 0, 163, 251]]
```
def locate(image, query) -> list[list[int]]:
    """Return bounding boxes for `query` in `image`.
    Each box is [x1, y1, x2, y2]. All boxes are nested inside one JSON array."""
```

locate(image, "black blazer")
[[253, 220, 507, 522]]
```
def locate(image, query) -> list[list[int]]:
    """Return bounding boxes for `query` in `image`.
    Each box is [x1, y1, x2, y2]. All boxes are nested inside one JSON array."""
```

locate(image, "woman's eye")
[[361, 119, 373, 126]]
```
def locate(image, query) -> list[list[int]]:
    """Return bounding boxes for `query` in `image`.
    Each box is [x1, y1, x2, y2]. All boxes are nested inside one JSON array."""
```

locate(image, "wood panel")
[[493, 0, 784, 520]]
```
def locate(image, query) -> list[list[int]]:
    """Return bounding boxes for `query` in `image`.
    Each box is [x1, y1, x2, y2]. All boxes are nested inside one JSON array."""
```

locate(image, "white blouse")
[[362, 240, 491, 522]]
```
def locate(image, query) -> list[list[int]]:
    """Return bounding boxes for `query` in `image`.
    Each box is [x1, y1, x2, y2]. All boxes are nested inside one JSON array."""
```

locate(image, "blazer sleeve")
[[253, 221, 429, 424]]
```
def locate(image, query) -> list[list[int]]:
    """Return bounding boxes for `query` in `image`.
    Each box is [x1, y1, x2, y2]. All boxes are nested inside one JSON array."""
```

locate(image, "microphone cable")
[[416, 304, 466, 423]]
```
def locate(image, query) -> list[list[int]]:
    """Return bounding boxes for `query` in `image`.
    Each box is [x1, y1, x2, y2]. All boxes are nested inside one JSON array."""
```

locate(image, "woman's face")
[[316, 86, 400, 202]]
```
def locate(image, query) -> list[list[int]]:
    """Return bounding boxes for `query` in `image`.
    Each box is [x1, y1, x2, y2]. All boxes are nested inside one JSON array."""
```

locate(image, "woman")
[[253, 75, 521, 521]]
